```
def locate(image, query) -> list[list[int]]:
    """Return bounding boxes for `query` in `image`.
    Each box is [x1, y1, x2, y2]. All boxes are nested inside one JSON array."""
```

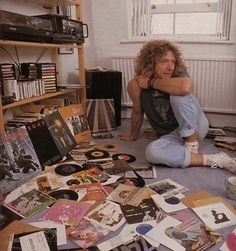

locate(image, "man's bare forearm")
[[152, 77, 192, 95]]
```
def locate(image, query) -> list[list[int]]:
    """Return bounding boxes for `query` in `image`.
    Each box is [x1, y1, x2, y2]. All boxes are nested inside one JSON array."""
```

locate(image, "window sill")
[[120, 38, 235, 45]]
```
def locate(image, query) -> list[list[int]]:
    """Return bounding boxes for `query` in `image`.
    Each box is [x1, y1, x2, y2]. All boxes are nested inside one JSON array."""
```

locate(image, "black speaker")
[[86, 70, 122, 126]]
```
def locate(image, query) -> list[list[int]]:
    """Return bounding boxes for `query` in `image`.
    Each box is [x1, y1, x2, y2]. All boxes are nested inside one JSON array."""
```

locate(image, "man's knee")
[[169, 95, 190, 107], [145, 140, 166, 163]]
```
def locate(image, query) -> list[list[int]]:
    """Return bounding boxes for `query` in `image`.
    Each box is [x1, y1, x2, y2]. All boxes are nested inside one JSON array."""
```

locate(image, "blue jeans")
[[145, 94, 209, 167]]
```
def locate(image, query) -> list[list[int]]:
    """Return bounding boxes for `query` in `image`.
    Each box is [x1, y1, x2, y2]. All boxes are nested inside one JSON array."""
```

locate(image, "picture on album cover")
[[66, 114, 89, 135], [0, 126, 42, 195]]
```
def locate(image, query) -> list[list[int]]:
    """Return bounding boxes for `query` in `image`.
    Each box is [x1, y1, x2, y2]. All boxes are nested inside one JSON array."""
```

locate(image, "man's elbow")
[[182, 78, 192, 94]]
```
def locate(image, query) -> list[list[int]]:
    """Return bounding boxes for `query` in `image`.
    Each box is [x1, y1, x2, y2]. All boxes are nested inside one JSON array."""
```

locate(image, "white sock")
[[203, 154, 214, 166], [185, 140, 199, 153]]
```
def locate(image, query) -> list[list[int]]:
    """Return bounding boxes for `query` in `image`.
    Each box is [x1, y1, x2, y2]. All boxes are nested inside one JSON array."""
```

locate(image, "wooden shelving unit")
[[0, 0, 86, 133]]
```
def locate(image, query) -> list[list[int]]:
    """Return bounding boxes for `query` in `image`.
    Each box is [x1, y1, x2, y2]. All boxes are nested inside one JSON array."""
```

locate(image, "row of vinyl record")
[[3, 79, 46, 101]]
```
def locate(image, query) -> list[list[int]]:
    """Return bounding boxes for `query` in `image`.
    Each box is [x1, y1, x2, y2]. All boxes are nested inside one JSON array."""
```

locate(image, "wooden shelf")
[[0, 40, 82, 49], [0, 0, 85, 133], [2, 88, 83, 110], [26, 0, 80, 7]]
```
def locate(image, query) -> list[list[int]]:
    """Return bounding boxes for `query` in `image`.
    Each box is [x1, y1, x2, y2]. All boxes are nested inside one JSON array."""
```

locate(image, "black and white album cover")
[[0, 126, 42, 195], [120, 198, 160, 224]]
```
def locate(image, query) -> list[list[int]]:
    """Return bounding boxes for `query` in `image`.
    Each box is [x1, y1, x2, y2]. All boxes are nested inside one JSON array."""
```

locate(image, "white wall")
[[82, 0, 236, 126], [83, 0, 236, 68]]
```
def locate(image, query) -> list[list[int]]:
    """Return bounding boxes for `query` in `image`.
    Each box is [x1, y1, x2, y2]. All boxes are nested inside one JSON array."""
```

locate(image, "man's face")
[[154, 50, 176, 79]]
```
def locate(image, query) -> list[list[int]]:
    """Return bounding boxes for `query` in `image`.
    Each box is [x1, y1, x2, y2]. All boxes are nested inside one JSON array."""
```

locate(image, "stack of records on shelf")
[[0, 63, 16, 94], [20, 63, 38, 79], [37, 63, 57, 94]]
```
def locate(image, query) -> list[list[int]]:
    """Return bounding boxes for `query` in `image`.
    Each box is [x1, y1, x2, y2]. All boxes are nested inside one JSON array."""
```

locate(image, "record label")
[[112, 153, 136, 163], [85, 149, 110, 160], [91, 151, 104, 157], [55, 163, 83, 176], [97, 143, 121, 152], [49, 189, 79, 201]]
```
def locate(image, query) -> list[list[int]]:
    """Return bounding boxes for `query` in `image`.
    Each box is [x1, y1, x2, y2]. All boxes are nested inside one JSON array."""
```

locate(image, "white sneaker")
[[185, 141, 199, 154], [206, 152, 236, 174]]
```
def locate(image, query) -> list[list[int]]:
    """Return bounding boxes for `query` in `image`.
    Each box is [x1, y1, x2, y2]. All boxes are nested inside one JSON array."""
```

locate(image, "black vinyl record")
[[85, 148, 110, 160], [112, 153, 136, 163], [66, 179, 81, 186], [55, 163, 83, 176], [49, 189, 79, 201]]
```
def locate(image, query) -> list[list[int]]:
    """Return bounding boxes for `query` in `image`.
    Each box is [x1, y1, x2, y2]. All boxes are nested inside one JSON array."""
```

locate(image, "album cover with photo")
[[3, 189, 56, 218], [0, 126, 42, 195], [166, 218, 223, 251], [120, 198, 160, 224], [147, 178, 188, 196], [21, 173, 61, 194], [66, 218, 109, 248], [193, 202, 236, 230], [44, 111, 77, 158], [72, 167, 121, 186], [59, 104, 91, 144], [85, 200, 125, 231], [107, 184, 155, 207]]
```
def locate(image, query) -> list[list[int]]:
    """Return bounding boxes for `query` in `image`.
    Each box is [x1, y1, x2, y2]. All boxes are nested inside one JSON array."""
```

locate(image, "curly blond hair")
[[135, 40, 187, 76]]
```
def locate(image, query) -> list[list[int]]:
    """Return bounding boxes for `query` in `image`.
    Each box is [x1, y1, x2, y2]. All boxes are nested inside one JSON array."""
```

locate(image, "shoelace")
[[210, 156, 236, 169]]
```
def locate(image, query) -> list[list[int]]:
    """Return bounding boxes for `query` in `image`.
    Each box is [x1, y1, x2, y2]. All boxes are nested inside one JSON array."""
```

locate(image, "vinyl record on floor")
[[66, 179, 81, 186], [97, 142, 121, 152], [85, 149, 110, 160], [49, 189, 79, 201], [55, 163, 83, 176], [112, 153, 136, 163]]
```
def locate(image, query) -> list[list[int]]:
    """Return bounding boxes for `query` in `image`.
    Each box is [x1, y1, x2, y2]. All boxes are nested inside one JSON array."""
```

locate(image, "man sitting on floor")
[[120, 39, 236, 173]]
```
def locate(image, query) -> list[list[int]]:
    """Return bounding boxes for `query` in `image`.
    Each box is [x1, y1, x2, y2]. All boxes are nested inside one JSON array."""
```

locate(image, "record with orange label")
[[97, 143, 121, 152], [84, 148, 111, 162], [112, 153, 136, 163]]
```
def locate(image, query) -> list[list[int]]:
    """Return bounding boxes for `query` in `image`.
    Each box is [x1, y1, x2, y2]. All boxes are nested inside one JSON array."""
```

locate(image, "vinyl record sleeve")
[[59, 104, 91, 144]]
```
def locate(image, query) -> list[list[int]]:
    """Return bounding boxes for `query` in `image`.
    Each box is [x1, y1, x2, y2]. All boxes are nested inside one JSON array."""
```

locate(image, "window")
[[129, 0, 232, 41]]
